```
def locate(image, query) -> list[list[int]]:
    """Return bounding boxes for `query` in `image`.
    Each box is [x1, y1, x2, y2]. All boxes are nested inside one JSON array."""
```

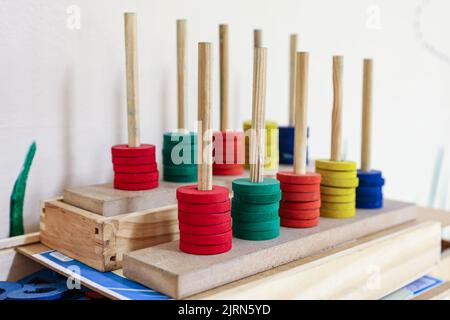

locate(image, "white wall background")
[[1, 0, 449, 238]]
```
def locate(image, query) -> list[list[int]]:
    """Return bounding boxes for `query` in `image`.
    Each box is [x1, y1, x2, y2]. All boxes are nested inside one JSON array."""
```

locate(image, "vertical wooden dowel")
[[293, 52, 309, 175], [254, 29, 262, 48], [361, 59, 373, 172], [177, 19, 187, 130], [124, 13, 140, 147], [250, 47, 267, 183], [288, 34, 298, 127], [219, 24, 229, 131], [197, 43, 213, 191], [330, 56, 343, 161]]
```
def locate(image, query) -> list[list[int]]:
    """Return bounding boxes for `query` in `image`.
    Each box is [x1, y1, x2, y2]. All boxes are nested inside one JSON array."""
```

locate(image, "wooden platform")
[[123, 199, 417, 299]]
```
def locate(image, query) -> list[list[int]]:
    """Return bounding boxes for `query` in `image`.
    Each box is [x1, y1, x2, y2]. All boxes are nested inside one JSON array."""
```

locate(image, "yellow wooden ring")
[[243, 120, 278, 130], [321, 201, 355, 211], [320, 207, 356, 219], [320, 186, 355, 195], [315, 159, 357, 172], [316, 169, 356, 179], [321, 176, 359, 188], [321, 193, 356, 203]]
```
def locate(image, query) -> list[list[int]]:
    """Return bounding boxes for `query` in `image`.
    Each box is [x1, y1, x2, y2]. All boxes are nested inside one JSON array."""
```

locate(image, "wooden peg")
[[330, 56, 343, 161], [177, 19, 187, 130], [254, 29, 262, 48], [197, 43, 213, 191], [124, 13, 140, 147], [219, 24, 229, 131], [249, 47, 267, 183], [288, 34, 298, 126], [293, 52, 309, 175], [361, 59, 373, 172]]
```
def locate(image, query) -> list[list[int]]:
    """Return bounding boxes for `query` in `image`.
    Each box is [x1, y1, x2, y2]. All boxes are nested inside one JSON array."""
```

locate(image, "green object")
[[231, 209, 279, 223], [233, 191, 281, 204], [232, 226, 279, 241], [9, 141, 36, 237], [163, 164, 197, 176], [232, 178, 280, 195], [231, 198, 279, 213], [232, 218, 280, 232], [163, 131, 197, 146], [162, 148, 197, 166], [163, 173, 197, 183]]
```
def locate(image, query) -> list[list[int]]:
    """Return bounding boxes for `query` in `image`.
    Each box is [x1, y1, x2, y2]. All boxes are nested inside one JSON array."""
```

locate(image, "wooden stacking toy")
[[176, 43, 232, 255], [243, 30, 279, 172], [315, 56, 359, 218], [162, 20, 198, 183], [111, 13, 159, 191], [356, 59, 385, 209], [279, 34, 310, 165], [232, 47, 281, 241], [213, 24, 244, 176], [277, 52, 321, 228]]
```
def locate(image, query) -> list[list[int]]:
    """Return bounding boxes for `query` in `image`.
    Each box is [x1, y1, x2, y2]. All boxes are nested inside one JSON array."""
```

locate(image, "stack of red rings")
[[212, 131, 244, 176], [276, 171, 321, 228], [111, 144, 159, 190], [176, 185, 232, 255]]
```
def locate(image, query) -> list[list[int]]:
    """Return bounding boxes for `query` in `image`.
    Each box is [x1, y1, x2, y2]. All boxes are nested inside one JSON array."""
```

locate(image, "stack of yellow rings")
[[243, 120, 279, 172], [315, 159, 359, 218]]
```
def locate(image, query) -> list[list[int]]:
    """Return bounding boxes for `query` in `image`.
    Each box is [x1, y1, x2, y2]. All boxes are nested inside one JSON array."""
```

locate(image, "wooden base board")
[[123, 199, 417, 299]]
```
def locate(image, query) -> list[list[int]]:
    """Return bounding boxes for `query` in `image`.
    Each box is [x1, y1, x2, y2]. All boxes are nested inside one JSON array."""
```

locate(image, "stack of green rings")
[[231, 178, 281, 240], [162, 132, 198, 183]]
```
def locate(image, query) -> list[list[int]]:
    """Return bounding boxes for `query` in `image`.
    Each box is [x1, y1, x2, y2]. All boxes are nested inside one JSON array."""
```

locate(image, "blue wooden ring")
[[0, 282, 22, 300], [7, 282, 68, 300], [356, 186, 383, 196]]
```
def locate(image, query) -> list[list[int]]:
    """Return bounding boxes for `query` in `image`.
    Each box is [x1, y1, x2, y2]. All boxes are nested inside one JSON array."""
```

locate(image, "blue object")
[[356, 170, 385, 209], [0, 282, 22, 300], [18, 268, 65, 285], [356, 198, 383, 209], [7, 282, 68, 300], [279, 126, 309, 165], [356, 186, 382, 196], [357, 170, 385, 187]]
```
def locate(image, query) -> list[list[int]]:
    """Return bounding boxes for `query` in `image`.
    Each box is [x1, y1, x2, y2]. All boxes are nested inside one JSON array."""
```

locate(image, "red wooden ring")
[[176, 185, 230, 204], [280, 182, 320, 193], [179, 221, 232, 235], [279, 208, 320, 220], [178, 211, 231, 225], [280, 199, 321, 210], [113, 163, 158, 173], [213, 166, 244, 176], [179, 241, 232, 255], [111, 144, 156, 157], [276, 171, 321, 185], [280, 217, 319, 228], [112, 154, 156, 165], [180, 230, 232, 246], [212, 163, 243, 170], [114, 180, 158, 191], [115, 171, 159, 183], [178, 200, 230, 214], [281, 191, 320, 202]]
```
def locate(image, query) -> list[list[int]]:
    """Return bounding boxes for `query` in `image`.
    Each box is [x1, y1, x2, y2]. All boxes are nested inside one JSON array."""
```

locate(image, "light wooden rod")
[[330, 55, 343, 161], [177, 19, 187, 130], [219, 24, 229, 131], [361, 58, 373, 172]]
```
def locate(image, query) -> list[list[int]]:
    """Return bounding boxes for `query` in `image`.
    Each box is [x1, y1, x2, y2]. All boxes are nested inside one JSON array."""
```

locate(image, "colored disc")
[[163, 132, 197, 147], [113, 163, 157, 174], [243, 119, 278, 130], [111, 144, 155, 158], [279, 208, 320, 220], [163, 164, 197, 176], [280, 199, 321, 210], [356, 198, 383, 209], [280, 217, 319, 228], [213, 163, 242, 170], [179, 221, 232, 235], [179, 211, 231, 226], [315, 159, 357, 172], [321, 193, 356, 203], [114, 171, 158, 183], [320, 208, 356, 219], [177, 185, 230, 204], [180, 241, 232, 255], [281, 191, 320, 202], [232, 178, 280, 195], [114, 180, 158, 191], [213, 166, 244, 176], [357, 170, 383, 179], [357, 173, 385, 187], [231, 209, 279, 223], [112, 154, 156, 165], [7, 283, 67, 300], [356, 193, 383, 202], [0, 282, 22, 300], [231, 199, 279, 213], [276, 171, 321, 185], [316, 169, 357, 179], [233, 191, 281, 204], [162, 148, 197, 166], [178, 200, 230, 214], [164, 173, 197, 183], [321, 201, 355, 211], [280, 183, 320, 193], [232, 226, 279, 241], [321, 176, 359, 188], [180, 230, 232, 246], [320, 186, 355, 196], [356, 186, 383, 196], [232, 218, 280, 232]]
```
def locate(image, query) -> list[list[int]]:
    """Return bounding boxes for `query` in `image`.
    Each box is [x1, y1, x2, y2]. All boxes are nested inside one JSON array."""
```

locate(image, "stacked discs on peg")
[[315, 160, 359, 218], [212, 131, 244, 176], [162, 132, 198, 183], [231, 178, 281, 240], [243, 120, 279, 171], [177, 185, 232, 254], [356, 170, 385, 209], [277, 172, 321, 228], [112, 144, 159, 190], [279, 126, 310, 165]]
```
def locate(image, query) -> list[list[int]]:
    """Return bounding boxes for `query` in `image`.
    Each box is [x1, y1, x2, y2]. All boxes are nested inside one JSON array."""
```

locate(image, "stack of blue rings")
[[278, 126, 309, 165], [356, 170, 385, 209]]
